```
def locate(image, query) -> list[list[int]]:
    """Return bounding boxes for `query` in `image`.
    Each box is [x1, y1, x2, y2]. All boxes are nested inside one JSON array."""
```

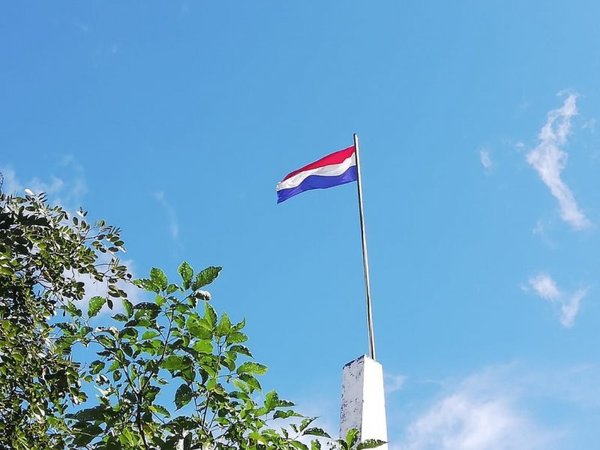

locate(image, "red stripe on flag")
[[282, 146, 356, 182]]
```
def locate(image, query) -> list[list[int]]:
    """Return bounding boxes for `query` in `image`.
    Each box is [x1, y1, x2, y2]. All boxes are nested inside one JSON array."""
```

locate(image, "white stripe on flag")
[[276, 154, 356, 192]]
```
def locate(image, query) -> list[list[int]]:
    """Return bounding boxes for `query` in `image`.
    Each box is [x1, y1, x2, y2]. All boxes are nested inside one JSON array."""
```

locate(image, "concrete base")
[[340, 355, 388, 449]]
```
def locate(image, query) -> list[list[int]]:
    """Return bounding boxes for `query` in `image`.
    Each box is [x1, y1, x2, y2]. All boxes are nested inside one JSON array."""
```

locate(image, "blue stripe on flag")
[[277, 166, 358, 203]]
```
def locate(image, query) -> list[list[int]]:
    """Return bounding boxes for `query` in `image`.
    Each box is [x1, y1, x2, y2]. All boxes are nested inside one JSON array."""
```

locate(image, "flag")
[[276, 146, 357, 203]]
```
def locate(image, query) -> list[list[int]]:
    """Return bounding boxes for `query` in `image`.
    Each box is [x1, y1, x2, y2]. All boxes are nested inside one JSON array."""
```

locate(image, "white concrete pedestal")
[[340, 355, 388, 449]]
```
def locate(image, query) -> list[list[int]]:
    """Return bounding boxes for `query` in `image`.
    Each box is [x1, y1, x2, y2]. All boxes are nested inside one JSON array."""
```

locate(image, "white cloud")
[[531, 219, 558, 248], [56, 155, 88, 205], [386, 373, 407, 395], [581, 118, 596, 133], [0, 167, 22, 194], [285, 364, 600, 450], [154, 190, 180, 240], [394, 366, 562, 450], [479, 149, 493, 170], [399, 393, 547, 450], [528, 273, 560, 300], [26, 175, 65, 197], [1, 158, 87, 211], [73, 20, 91, 33], [526, 273, 587, 328], [535, 364, 600, 408], [560, 288, 587, 328], [526, 94, 590, 230]]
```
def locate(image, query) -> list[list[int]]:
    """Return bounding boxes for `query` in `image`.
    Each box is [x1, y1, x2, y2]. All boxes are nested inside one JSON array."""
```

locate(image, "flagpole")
[[353, 133, 376, 361]]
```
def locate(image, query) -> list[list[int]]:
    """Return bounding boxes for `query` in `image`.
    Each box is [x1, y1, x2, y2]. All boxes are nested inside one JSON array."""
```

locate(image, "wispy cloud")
[[154, 190, 180, 240], [1, 157, 87, 211], [288, 364, 600, 450], [395, 366, 560, 450], [398, 392, 550, 450], [526, 273, 588, 328], [528, 273, 560, 300], [581, 118, 596, 133], [479, 149, 493, 170], [386, 373, 407, 395], [559, 288, 587, 328], [72, 19, 91, 33], [532, 219, 557, 248], [0, 167, 22, 194], [526, 94, 590, 230]]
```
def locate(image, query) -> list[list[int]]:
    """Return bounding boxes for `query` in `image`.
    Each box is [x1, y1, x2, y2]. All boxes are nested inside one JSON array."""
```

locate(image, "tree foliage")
[[0, 191, 129, 448], [0, 191, 384, 450]]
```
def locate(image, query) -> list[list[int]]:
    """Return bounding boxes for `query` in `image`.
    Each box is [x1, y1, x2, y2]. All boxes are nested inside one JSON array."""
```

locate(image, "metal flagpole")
[[353, 133, 377, 361]]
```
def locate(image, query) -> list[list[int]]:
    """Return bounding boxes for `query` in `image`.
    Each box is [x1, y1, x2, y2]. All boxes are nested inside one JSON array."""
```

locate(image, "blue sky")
[[2, 1, 600, 448]]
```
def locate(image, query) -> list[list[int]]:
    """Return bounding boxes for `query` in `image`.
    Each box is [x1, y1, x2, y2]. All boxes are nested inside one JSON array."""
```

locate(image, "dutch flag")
[[276, 145, 358, 203]]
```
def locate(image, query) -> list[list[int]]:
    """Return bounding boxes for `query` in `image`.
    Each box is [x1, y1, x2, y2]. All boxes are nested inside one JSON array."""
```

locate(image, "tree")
[[0, 191, 384, 450], [0, 191, 129, 448]]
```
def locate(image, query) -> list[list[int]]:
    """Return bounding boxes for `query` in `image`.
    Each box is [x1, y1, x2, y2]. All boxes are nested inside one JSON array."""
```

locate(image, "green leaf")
[[273, 410, 302, 420], [357, 439, 387, 449], [299, 417, 316, 432], [123, 298, 133, 317], [162, 355, 185, 371], [232, 378, 249, 393], [221, 353, 236, 371], [142, 330, 160, 340], [112, 313, 128, 322], [233, 318, 246, 331], [71, 405, 106, 421], [205, 303, 217, 327], [304, 428, 331, 439], [226, 331, 248, 344], [107, 360, 120, 372], [193, 266, 221, 289], [345, 428, 360, 448], [181, 365, 195, 383], [166, 283, 178, 295], [239, 373, 262, 392], [73, 423, 103, 446], [150, 404, 171, 418], [155, 294, 167, 306], [134, 302, 160, 312], [64, 301, 83, 317], [290, 441, 309, 450], [88, 296, 106, 318], [118, 327, 138, 340], [178, 262, 193, 289], [216, 313, 232, 336], [187, 315, 212, 339], [192, 339, 213, 354], [229, 344, 252, 357], [90, 360, 105, 375], [264, 390, 278, 411], [278, 398, 295, 408], [237, 362, 268, 376], [133, 278, 159, 293], [150, 267, 168, 291], [174, 384, 193, 409]]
